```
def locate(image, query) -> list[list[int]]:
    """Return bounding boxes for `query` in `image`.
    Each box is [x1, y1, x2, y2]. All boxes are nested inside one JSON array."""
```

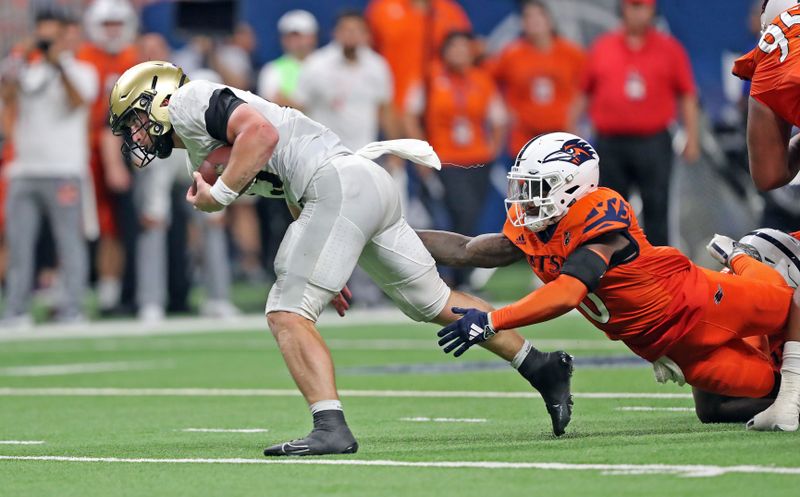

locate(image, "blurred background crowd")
[[0, 0, 791, 327]]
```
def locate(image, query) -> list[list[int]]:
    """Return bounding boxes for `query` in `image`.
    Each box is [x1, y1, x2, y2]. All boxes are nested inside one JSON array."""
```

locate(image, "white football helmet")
[[84, 0, 138, 54], [739, 228, 800, 287], [505, 132, 599, 232], [761, 0, 800, 33]]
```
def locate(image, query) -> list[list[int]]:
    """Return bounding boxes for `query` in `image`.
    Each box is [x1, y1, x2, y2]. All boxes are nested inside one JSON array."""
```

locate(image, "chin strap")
[[355, 139, 442, 170]]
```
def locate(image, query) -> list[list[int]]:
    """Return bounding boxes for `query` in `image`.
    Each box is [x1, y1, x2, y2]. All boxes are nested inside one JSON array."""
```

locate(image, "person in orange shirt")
[[488, 0, 585, 156], [418, 132, 800, 431], [76, 0, 139, 313], [366, 0, 471, 123], [405, 30, 507, 288]]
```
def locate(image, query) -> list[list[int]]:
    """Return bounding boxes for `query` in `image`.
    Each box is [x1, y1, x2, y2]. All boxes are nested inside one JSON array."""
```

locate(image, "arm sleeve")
[[168, 81, 230, 156], [204, 87, 246, 142], [490, 274, 589, 331]]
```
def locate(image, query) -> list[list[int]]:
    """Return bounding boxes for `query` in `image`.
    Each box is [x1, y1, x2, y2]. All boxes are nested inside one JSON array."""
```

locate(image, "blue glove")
[[437, 307, 497, 357]]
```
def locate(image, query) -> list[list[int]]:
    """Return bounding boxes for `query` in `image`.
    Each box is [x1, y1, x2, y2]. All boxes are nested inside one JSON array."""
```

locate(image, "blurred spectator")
[[405, 31, 507, 288], [294, 10, 399, 152], [254, 10, 318, 282], [489, 0, 585, 156], [294, 9, 401, 307], [0, 8, 97, 326], [134, 33, 239, 322], [576, 0, 699, 246], [214, 22, 257, 90], [77, 0, 140, 314], [257, 9, 318, 107], [366, 0, 471, 136]]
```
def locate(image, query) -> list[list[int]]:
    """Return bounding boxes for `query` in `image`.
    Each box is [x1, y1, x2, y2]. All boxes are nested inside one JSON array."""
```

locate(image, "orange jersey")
[[76, 43, 139, 146], [418, 66, 500, 166], [488, 38, 585, 155], [366, 0, 471, 110], [502, 188, 707, 361], [733, 5, 800, 126]]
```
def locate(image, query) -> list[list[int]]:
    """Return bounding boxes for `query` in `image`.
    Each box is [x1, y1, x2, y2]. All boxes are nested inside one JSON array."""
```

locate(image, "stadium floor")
[[0, 310, 797, 496]]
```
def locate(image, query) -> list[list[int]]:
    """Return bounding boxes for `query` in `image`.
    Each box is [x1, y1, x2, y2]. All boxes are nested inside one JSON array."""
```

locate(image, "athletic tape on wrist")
[[209, 178, 238, 206]]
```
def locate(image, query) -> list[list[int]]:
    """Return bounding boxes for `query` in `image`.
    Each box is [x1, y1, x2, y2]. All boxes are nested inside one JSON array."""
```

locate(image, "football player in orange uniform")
[[419, 132, 800, 431], [733, 0, 800, 191], [76, 0, 139, 312]]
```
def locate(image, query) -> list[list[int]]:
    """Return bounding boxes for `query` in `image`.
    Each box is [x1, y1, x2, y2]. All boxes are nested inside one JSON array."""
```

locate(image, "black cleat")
[[264, 410, 358, 456], [519, 350, 574, 436]]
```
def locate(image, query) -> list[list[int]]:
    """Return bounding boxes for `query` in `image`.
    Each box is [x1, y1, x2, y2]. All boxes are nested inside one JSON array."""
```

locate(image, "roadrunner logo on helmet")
[[505, 132, 599, 232], [108, 61, 189, 168]]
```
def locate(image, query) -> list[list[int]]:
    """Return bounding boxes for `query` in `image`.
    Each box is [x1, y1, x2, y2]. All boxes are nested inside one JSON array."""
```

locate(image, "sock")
[[511, 340, 548, 381], [774, 341, 800, 409], [97, 278, 121, 309], [309, 400, 347, 432], [309, 400, 342, 414]]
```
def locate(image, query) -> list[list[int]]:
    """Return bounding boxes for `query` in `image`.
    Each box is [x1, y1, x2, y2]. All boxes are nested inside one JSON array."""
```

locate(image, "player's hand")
[[437, 307, 496, 357], [186, 172, 224, 213], [331, 285, 352, 317]]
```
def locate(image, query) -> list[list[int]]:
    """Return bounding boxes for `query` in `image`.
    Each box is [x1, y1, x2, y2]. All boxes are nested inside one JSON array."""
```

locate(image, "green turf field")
[[0, 308, 798, 497]]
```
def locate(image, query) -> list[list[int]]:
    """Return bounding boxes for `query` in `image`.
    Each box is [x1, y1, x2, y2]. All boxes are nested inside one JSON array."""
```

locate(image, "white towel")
[[355, 139, 442, 170]]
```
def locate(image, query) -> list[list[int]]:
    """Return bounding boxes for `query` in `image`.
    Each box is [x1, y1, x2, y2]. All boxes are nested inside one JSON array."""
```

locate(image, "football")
[[196, 145, 232, 185]]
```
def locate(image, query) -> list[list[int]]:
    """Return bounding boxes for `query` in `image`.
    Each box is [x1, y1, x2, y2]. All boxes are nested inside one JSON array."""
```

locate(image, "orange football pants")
[[666, 256, 793, 398]]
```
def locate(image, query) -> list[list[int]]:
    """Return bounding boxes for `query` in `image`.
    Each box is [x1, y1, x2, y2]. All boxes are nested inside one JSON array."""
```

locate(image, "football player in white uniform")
[[108, 61, 575, 456]]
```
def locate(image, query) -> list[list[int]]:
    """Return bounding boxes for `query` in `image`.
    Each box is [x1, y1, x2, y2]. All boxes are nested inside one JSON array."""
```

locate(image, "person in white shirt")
[[293, 10, 404, 308], [0, 9, 98, 326], [294, 10, 399, 152], [108, 61, 574, 456]]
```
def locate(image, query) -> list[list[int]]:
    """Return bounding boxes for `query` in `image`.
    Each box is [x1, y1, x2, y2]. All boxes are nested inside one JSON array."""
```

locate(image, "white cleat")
[[746, 402, 800, 432], [707, 234, 761, 268]]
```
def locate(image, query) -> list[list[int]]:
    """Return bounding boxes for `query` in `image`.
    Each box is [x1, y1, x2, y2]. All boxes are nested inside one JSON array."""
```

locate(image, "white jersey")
[[168, 79, 351, 203]]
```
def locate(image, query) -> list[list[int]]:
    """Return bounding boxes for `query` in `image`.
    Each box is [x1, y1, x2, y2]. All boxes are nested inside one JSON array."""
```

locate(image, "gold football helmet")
[[109, 60, 188, 167]]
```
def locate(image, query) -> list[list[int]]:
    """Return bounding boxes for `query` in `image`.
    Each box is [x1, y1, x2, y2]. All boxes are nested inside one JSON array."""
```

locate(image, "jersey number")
[[760, 10, 800, 63], [579, 292, 610, 324]]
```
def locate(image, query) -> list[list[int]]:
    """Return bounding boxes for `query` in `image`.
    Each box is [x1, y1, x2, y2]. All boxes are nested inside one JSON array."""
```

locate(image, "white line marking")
[[0, 441, 44, 445], [0, 361, 171, 377], [0, 455, 797, 478], [0, 308, 586, 343], [399, 417, 487, 423], [0, 387, 693, 400], [180, 428, 269, 433], [616, 407, 695, 412]]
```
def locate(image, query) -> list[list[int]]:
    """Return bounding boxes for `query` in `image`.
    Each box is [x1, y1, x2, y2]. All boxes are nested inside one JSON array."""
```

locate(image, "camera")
[[35, 38, 53, 53]]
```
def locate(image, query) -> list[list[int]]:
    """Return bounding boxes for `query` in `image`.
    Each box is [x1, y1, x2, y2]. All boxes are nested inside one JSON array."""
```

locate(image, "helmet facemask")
[[505, 170, 568, 232], [111, 93, 173, 168]]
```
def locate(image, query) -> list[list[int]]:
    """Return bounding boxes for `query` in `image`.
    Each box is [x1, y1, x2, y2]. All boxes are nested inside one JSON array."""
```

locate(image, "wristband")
[[209, 177, 238, 206]]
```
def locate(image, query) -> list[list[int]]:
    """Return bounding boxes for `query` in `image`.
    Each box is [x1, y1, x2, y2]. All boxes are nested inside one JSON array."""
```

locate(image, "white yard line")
[[616, 407, 695, 412], [399, 417, 487, 423], [0, 361, 171, 377], [0, 309, 588, 344], [0, 455, 797, 478], [180, 428, 268, 433], [0, 387, 693, 400], [0, 441, 44, 445]]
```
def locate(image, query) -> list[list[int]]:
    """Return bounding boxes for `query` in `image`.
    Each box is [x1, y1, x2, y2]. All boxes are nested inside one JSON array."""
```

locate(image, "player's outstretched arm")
[[747, 96, 798, 191], [416, 230, 525, 268]]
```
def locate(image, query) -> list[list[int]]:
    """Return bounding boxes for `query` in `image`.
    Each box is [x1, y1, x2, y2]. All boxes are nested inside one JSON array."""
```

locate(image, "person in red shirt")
[[576, 0, 699, 247], [488, 0, 585, 156], [418, 132, 800, 430], [733, 0, 800, 191]]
